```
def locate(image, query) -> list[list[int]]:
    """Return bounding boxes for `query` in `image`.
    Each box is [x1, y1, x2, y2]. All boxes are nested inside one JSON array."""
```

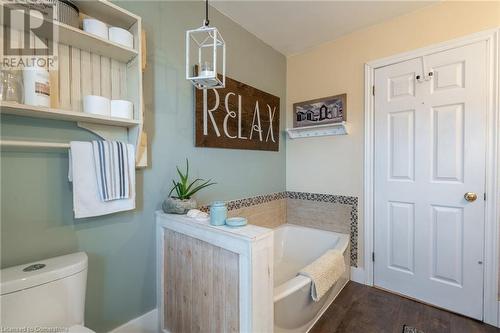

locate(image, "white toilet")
[[0, 252, 95, 333]]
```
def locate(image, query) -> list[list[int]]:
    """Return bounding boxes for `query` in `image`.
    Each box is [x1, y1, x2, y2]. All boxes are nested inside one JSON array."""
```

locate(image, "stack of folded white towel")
[[68, 141, 135, 218]]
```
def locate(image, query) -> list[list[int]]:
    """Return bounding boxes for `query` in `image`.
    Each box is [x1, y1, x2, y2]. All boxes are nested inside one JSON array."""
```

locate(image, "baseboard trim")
[[350, 267, 366, 284], [108, 308, 158, 333], [497, 301, 500, 327]]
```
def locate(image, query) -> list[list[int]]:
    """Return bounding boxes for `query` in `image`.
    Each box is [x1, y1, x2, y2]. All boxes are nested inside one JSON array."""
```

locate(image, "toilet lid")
[[68, 325, 95, 333]]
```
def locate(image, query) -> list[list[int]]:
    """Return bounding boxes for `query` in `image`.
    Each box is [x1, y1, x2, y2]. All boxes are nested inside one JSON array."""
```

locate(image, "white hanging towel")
[[298, 249, 345, 302], [68, 141, 135, 218], [92, 141, 130, 201]]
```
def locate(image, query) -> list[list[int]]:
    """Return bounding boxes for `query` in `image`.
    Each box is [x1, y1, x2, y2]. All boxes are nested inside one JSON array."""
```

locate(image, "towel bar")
[[0, 140, 70, 149]]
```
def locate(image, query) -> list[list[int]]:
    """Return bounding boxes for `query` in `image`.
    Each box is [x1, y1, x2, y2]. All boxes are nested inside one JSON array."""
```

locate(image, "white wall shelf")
[[53, 20, 138, 63], [1, 0, 146, 167], [1, 102, 140, 127], [72, 0, 140, 29], [6, 8, 138, 63], [286, 122, 350, 139]]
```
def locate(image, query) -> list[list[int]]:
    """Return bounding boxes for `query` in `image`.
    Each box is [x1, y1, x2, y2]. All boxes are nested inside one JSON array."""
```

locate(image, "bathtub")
[[273, 224, 350, 333]]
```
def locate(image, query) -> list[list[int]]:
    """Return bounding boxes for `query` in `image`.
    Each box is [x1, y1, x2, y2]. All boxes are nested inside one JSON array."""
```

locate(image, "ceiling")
[[212, 1, 438, 56]]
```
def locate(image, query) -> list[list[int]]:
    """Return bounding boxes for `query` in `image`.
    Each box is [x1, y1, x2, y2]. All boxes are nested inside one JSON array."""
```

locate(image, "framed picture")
[[293, 93, 347, 128]]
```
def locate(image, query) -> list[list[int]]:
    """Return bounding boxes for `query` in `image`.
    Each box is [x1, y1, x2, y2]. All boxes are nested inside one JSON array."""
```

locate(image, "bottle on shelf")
[[0, 70, 23, 104], [23, 66, 51, 107]]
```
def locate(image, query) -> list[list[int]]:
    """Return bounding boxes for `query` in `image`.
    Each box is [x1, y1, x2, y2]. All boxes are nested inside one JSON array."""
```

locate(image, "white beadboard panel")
[[80, 50, 92, 99], [0, 26, 132, 114], [101, 56, 112, 99], [91, 53, 101, 96], [111, 59, 121, 99], [119, 60, 128, 99], [49, 41, 60, 108], [33, 32, 48, 58], [58, 44, 71, 110], [4, 27, 22, 54], [51, 43, 129, 114], [70, 47, 82, 112]]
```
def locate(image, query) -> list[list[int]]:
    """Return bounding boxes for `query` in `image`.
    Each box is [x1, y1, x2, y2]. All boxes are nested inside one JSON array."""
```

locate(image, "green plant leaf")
[[185, 179, 216, 198], [169, 159, 215, 200], [168, 183, 176, 197], [185, 178, 204, 193], [170, 180, 181, 199], [176, 166, 187, 186]]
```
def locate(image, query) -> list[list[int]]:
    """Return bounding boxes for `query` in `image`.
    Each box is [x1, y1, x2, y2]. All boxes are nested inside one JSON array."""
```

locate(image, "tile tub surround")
[[228, 198, 286, 229], [286, 191, 358, 267], [200, 191, 358, 266], [201, 193, 287, 229]]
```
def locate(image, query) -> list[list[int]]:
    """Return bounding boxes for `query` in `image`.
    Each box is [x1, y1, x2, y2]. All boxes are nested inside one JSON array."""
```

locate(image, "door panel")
[[388, 201, 415, 273], [374, 41, 487, 319], [389, 110, 415, 180], [431, 61, 465, 92], [432, 103, 464, 182], [431, 205, 464, 286], [389, 73, 416, 99]]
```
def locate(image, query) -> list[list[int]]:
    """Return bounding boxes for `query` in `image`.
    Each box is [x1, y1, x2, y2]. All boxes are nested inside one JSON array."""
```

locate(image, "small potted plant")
[[162, 159, 215, 214]]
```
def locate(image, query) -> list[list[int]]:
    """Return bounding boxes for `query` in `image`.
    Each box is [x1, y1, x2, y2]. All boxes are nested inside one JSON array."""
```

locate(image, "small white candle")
[[200, 70, 214, 77], [200, 61, 214, 78]]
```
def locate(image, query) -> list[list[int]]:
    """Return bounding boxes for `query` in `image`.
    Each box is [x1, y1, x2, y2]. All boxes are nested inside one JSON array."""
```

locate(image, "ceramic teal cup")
[[210, 201, 227, 226]]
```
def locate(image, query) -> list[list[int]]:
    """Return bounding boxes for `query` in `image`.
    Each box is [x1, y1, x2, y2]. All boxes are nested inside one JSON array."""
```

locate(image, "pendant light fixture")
[[186, 0, 226, 89]]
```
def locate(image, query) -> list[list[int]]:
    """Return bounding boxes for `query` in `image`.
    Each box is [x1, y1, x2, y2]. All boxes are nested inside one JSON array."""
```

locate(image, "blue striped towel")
[[92, 141, 130, 201]]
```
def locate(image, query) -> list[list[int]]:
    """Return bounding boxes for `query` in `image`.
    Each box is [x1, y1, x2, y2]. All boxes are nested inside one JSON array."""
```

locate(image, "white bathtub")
[[273, 224, 350, 333]]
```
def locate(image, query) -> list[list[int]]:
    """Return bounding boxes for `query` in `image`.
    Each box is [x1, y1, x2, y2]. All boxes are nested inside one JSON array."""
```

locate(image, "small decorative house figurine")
[[185, 0, 226, 89]]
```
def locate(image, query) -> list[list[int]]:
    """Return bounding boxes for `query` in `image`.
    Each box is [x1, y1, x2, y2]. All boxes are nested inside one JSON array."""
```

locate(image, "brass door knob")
[[464, 192, 478, 202]]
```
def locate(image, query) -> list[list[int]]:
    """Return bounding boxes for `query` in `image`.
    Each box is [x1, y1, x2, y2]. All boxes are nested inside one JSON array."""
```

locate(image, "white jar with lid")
[[23, 66, 51, 107]]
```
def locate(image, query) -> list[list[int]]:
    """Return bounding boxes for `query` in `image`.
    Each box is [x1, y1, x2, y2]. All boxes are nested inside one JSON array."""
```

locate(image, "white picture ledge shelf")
[[286, 122, 350, 139]]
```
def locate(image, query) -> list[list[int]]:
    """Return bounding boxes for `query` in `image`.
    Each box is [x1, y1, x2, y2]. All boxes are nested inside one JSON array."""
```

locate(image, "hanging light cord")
[[204, 0, 210, 26]]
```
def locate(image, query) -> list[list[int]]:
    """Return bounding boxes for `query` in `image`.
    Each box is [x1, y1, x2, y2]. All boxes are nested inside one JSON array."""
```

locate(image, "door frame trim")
[[363, 28, 500, 326]]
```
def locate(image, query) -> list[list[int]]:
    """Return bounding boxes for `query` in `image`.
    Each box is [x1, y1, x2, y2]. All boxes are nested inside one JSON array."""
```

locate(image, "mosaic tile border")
[[200, 191, 358, 267], [199, 192, 287, 212], [287, 191, 358, 267]]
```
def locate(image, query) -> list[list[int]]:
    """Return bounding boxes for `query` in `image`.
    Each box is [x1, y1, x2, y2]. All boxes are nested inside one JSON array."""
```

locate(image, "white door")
[[373, 41, 487, 319]]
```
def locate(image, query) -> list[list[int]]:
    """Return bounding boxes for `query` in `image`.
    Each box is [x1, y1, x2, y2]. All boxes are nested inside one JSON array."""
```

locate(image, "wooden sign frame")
[[195, 75, 280, 151]]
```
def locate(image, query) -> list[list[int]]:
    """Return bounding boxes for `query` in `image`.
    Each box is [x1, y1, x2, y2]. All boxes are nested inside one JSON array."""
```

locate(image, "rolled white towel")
[[187, 209, 209, 220], [298, 249, 345, 302]]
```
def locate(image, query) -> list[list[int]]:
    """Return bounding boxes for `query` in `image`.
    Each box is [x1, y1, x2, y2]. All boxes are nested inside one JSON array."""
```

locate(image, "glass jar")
[[0, 70, 23, 103], [209, 201, 227, 226]]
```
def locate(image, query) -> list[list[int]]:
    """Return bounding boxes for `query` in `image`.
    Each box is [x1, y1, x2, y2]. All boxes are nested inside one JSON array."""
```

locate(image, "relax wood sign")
[[195, 76, 280, 151]]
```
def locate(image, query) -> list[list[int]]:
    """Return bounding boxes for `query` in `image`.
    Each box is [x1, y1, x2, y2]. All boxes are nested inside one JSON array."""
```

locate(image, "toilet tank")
[[0, 252, 88, 327]]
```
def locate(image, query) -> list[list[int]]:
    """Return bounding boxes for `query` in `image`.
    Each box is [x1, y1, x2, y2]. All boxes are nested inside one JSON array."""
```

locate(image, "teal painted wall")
[[0, 1, 286, 332]]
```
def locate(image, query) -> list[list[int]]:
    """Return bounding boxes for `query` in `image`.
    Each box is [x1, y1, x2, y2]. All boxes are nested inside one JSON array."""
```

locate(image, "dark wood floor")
[[310, 282, 500, 333]]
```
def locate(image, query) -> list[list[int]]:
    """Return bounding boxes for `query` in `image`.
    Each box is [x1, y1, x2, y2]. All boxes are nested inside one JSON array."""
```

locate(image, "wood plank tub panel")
[[164, 229, 240, 333]]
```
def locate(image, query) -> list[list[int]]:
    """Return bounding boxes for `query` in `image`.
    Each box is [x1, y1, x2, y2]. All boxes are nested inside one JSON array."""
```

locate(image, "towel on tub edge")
[[298, 249, 345, 302]]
